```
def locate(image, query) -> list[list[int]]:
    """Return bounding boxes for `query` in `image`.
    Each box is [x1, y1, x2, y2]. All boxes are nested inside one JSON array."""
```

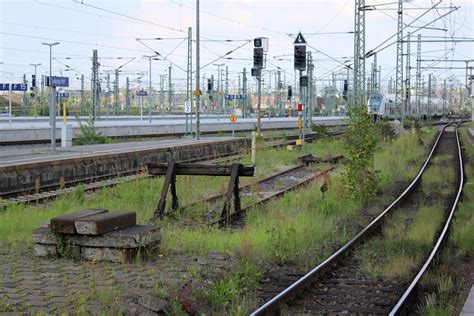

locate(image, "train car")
[[368, 93, 445, 120]]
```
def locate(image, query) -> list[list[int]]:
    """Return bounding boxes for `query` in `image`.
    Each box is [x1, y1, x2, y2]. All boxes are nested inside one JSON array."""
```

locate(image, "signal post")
[[294, 32, 307, 145]]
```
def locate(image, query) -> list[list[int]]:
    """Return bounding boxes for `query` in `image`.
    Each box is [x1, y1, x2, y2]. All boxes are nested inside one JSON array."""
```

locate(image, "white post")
[[9, 82, 12, 125], [251, 131, 256, 164], [140, 94, 143, 121], [471, 80, 474, 122]]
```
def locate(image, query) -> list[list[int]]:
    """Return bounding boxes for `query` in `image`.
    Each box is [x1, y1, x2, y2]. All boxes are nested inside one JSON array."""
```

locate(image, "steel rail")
[[389, 124, 464, 315], [219, 166, 336, 227], [251, 123, 450, 316]]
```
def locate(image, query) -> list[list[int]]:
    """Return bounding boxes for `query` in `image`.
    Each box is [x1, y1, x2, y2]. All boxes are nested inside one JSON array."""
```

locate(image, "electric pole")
[[225, 65, 228, 112], [195, 0, 201, 140], [395, 0, 404, 123], [41, 75, 45, 116], [187, 26, 193, 135], [243, 68, 247, 118], [80, 74, 85, 116], [91, 49, 99, 120], [22, 74, 27, 116], [114, 69, 119, 115], [353, 0, 366, 107], [168, 65, 172, 113], [125, 77, 130, 115], [443, 78, 447, 120], [106, 72, 111, 117], [160, 74, 165, 116], [427, 73, 432, 121], [405, 32, 411, 116], [415, 34, 421, 119]]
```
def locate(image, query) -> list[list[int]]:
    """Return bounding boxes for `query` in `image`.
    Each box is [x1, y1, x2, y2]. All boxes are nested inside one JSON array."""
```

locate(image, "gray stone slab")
[[81, 244, 159, 263], [33, 225, 161, 248], [32, 244, 57, 257]]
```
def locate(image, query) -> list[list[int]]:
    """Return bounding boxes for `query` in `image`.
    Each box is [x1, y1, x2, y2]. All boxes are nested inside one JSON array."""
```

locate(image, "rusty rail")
[[251, 122, 453, 315]]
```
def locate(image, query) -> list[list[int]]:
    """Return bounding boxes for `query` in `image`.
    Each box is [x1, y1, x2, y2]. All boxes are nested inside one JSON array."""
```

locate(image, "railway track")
[[0, 131, 341, 209], [199, 163, 336, 228], [252, 121, 464, 315]]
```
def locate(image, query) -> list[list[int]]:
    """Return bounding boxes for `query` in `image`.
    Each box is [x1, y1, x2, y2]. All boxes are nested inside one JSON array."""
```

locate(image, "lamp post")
[[30, 63, 41, 118], [42, 42, 60, 151], [143, 55, 160, 123]]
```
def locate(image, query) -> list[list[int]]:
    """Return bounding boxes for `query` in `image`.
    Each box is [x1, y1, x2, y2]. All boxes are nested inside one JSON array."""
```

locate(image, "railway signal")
[[294, 32, 307, 144], [294, 45, 306, 71], [253, 37, 268, 135]]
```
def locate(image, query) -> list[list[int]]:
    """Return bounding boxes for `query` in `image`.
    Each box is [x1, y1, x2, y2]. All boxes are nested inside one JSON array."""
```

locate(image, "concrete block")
[[50, 209, 109, 234], [74, 211, 136, 235], [33, 225, 161, 249], [33, 244, 57, 257]]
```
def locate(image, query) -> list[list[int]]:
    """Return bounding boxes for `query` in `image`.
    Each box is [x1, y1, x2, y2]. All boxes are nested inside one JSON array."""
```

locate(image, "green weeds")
[[205, 260, 261, 313]]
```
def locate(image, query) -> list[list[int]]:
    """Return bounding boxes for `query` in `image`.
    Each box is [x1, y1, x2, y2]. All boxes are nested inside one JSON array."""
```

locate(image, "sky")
[[0, 0, 472, 93]]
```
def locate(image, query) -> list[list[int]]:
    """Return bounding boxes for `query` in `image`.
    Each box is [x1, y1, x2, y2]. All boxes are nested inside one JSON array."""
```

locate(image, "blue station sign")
[[136, 90, 147, 96], [225, 94, 247, 100], [47, 76, 69, 87], [0, 83, 28, 91], [57, 92, 70, 98]]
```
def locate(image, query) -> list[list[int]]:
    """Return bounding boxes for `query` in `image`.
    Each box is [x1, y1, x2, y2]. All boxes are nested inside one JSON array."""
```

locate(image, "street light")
[[42, 42, 60, 151], [143, 55, 160, 123], [30, 63, 41, 118]]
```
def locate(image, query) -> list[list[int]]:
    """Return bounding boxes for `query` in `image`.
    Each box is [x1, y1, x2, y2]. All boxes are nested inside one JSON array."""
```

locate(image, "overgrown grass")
[[164, 172, 356, 268], [358, 154, 454, 280], [358, 204, 444, 279], [375, 127, 436, 190], [0, 138, 343, 243], [201, 259, 261, 314]]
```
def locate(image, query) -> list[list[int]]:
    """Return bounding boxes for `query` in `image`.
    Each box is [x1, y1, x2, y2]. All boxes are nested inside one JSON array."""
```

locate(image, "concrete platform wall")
[[1, 138, 249, 196]]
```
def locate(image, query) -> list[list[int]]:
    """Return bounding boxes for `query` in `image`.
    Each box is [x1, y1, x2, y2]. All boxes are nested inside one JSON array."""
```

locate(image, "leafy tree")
[[343, 105, 379, 205]]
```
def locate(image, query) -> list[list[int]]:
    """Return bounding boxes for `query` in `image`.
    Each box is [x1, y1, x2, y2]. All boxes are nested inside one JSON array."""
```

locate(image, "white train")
[[367, 93, 446, 119]]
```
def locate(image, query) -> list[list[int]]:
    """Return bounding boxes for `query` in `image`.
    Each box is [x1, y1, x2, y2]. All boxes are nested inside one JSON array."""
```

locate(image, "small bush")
[[75, 117, 111, 145], [343, 105, 380, 205], [378, 121, 396, 141], [310, 124, 329, 137]]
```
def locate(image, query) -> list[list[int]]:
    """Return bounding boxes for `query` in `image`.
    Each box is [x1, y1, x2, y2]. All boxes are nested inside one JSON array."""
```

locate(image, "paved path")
[[0, 242, 234, 314]]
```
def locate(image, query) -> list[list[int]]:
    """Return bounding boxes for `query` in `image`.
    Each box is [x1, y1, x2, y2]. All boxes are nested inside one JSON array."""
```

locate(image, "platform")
[[0, 116, 346, 144], [461, 286, 474, 315], [0, 136, 234, 169], [0, 136, 249, 196]]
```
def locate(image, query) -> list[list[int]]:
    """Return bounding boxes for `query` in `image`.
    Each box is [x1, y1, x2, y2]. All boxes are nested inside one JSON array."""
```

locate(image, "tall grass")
[[0, 138, 343, 243], [164, 172, 357, 268], [359, 204, 444, 279]]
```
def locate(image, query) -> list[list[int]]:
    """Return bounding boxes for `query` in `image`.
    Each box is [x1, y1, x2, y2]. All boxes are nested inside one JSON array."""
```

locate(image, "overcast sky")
[[0, 0, 472, 92]]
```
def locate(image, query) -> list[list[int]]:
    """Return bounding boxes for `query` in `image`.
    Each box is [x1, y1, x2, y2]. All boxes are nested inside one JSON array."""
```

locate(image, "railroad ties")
[[32, 209, 161, 263]]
